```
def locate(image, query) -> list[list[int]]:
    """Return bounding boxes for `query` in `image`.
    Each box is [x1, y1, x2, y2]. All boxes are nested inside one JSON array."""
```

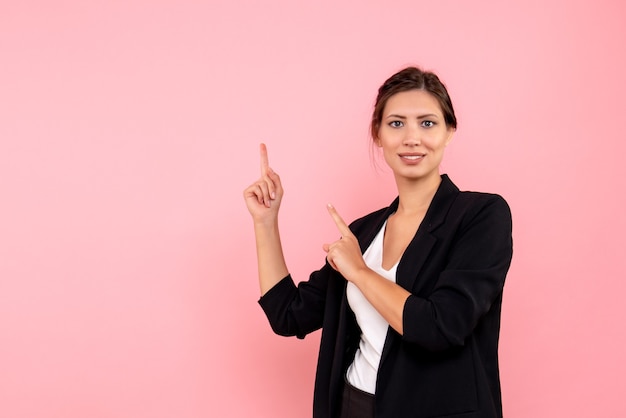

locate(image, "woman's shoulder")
[[439, 175, 512, 229], [454, 190, 511, 213], [450, 190, 512, 231]]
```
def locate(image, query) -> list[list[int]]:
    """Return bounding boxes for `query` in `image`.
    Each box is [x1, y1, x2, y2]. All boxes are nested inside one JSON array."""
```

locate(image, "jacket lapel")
[[396, 175, 459, 293]]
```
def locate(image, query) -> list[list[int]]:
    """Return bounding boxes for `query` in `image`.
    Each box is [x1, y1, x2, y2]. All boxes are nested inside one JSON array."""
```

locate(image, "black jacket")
[[259, 175, 513, 418]]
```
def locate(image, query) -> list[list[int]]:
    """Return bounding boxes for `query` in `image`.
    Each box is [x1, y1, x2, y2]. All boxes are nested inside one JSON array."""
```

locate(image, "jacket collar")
[[356, 174, 460, 289]]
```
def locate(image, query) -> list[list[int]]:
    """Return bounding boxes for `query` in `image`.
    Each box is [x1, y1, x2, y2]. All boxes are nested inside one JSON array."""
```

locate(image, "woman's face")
[[376, 89, 455, 184]]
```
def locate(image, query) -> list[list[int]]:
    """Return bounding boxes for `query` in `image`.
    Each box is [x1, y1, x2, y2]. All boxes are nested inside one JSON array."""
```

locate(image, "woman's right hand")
[[243, 143, 284, 224]]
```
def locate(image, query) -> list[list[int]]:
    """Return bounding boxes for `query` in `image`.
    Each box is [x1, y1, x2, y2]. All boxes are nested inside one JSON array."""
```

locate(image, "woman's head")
[[370, 67, 457, 141]]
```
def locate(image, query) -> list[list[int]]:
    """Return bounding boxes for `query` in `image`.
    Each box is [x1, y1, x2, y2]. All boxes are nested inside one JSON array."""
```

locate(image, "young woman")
[[243, 67, 513, 418]]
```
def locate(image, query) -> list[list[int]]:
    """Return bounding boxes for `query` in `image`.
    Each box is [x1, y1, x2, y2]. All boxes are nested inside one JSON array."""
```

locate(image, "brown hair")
[[370, 67, 457, 140]]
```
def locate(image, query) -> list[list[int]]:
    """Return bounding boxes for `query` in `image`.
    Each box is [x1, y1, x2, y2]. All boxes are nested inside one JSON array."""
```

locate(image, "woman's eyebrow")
[[385, 114, 407, 119], [385, 113, 439, 119]]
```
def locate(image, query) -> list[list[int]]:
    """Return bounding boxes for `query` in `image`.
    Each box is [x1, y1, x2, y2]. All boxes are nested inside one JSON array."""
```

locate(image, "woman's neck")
[[394, 173, 442, 216]]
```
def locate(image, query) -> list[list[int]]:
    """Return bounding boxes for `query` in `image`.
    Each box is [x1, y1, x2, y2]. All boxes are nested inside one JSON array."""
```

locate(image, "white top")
[[346, 220, 399, 394]]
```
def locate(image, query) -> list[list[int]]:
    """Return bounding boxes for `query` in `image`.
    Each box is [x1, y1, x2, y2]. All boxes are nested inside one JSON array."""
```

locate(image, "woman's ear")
[[444, 127, 456, 147]]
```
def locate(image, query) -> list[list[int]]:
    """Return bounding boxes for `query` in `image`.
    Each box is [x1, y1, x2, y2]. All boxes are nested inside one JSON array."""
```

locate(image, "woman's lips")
[[399, 154, 424, 164]]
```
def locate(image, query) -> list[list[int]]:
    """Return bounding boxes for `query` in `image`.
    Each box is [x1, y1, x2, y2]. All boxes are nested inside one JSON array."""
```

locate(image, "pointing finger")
[[327, 204, 352, 237], [260, 143, 277, 200], [260, 143, 270, 176]]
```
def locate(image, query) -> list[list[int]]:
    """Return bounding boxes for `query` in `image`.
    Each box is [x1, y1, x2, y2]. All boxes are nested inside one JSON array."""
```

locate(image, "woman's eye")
[[389, 120, 403, 128], [421, 120, 435, 128]]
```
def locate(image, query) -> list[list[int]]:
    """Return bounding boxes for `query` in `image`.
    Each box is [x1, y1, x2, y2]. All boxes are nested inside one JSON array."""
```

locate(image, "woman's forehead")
[[383, 90, 443, 115]]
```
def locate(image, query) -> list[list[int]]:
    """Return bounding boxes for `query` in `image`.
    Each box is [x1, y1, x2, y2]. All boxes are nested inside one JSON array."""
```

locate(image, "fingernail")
[[271, 192, 276, 199]]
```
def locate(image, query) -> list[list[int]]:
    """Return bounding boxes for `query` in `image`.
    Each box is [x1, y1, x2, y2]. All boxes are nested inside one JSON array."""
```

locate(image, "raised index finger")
[[327, 204, 352, 237], [260, 143, 269, 176]]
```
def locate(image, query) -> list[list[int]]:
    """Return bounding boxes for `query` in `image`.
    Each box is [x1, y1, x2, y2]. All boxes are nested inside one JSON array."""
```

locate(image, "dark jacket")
[[259, 175, 513, 418]]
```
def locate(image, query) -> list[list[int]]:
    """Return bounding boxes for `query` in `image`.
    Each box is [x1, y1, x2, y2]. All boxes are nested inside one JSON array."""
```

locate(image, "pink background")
[[1, 1, 625, 417]]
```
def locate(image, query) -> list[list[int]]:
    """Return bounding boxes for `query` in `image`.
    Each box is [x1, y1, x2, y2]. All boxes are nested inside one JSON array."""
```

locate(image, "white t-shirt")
[[346, 220, 398, 394]]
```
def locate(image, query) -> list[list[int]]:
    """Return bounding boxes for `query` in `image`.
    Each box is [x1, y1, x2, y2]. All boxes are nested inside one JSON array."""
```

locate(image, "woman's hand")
[[243, 143, 284, 224], [324, 204, 410, 335], [323, 204, 370, 283]]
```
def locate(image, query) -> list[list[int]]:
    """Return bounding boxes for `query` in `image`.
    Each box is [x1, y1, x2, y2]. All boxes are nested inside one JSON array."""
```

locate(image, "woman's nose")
[[403, 127, 421, 146]]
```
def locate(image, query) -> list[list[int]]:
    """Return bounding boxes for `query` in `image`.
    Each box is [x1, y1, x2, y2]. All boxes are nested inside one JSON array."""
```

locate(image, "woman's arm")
[[243, 144, 288, 295], [246, 144, 331, 338]]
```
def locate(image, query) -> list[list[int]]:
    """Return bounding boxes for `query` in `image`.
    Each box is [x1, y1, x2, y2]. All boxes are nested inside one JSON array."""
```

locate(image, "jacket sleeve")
[[401, 194, 513, 351], [258, 262, 334, 339]]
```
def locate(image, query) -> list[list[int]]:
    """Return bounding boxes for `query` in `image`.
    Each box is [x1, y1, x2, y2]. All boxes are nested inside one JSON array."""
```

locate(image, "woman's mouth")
[[399, 153, 425, 163]]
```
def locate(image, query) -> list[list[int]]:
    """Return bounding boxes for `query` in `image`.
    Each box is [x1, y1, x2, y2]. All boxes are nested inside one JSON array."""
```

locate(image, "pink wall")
[[1, 1, 625, 417]]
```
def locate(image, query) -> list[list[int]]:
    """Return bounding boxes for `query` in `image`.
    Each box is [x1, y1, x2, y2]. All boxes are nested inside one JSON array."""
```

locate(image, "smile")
[[399, 154, 425, 160]]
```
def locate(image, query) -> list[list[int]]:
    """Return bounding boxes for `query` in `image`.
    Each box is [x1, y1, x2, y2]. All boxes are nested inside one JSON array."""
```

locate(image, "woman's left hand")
[[323, 204, 369, 283]]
